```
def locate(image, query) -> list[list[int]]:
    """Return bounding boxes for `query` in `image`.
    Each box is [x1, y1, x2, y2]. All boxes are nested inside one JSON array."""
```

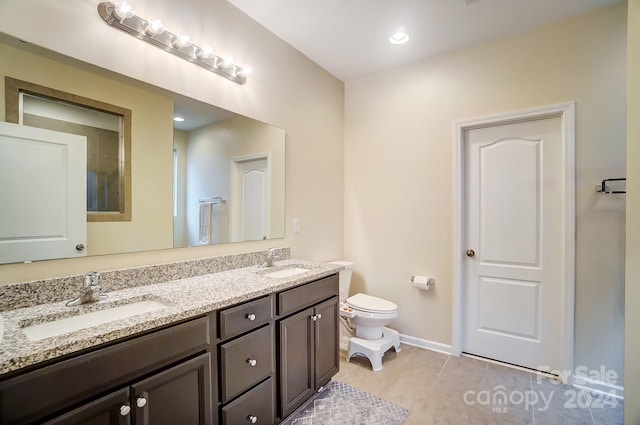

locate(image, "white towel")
[[199, 202, 212, 244]]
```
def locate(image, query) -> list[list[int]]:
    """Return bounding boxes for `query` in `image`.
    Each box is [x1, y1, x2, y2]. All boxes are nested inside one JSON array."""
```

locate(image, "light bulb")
[[172, 34, 192, 49], [224, 57, 235, 68], [145, 18, 164, 36], [242, 66, 252, 76], [113, 2, 135, 20], [197, 47, 215, 60]]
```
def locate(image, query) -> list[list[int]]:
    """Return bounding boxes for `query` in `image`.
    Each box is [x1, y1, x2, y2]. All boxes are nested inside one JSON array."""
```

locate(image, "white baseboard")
[[572, 375, 624, 400], [399, 333, 453, 355]]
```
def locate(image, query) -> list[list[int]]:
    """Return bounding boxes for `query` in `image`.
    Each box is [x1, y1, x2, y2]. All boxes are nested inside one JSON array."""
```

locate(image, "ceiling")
[[228, 0, 621, 82]]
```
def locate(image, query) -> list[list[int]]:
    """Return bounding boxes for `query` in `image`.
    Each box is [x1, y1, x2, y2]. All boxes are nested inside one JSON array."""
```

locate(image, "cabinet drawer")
[[277, 274, 338, 317], [0, 316, 211, 425], [218, 295, 273, 340], [219, 324, 274, 402], [221, 377, 274, 425]]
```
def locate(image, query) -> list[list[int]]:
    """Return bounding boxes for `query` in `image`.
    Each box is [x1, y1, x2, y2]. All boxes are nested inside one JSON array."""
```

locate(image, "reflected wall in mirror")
[[0, 32, 285, 264], [5, 77, 132, 222]]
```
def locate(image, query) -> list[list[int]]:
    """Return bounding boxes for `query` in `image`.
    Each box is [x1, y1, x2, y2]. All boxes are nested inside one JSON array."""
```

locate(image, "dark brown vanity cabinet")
[[216, 295, 276, 425], [0, 272, 340, 425], [276, 275, 339, 419], [0, 316, 214, 425]]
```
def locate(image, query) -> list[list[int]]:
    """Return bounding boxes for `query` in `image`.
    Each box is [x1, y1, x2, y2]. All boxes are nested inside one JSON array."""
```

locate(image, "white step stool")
[[346, 327, 401, 371]]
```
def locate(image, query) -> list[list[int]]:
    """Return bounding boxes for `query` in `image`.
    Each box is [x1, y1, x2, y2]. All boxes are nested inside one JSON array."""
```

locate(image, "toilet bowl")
[[345, 293, 398, 340], [329, 261, 401, 371]]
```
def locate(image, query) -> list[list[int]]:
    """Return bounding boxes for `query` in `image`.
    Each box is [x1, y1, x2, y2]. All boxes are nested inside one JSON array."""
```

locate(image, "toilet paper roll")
[[411, 275, 434, 291]]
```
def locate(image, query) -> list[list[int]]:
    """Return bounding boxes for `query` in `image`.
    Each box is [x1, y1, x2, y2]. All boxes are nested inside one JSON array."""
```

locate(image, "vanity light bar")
[[97, 2, 250, 85]]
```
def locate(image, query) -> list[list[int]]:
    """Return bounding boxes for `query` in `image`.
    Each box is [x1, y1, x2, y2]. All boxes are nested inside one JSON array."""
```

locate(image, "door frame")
[[451, 102, 576, 381]]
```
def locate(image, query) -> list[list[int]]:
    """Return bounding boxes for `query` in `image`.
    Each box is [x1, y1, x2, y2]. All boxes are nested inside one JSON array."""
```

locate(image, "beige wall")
[[0, 41, 175, 258], [0, 0, 344, 282], [345, 2, 627, 385], [626, 0, 639, 422]]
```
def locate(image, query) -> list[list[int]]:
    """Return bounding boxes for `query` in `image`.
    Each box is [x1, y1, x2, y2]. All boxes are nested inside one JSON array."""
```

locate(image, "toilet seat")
[[346, 293, 397, 314]]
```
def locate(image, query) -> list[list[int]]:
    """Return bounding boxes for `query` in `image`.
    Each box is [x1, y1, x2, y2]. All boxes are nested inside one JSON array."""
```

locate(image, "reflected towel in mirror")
[[199, 202, 212, 244]]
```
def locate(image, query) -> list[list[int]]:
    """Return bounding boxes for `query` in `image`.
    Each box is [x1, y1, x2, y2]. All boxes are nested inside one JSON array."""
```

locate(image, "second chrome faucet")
[[259, 248, 281, 268], [66, 271, 108, 306]]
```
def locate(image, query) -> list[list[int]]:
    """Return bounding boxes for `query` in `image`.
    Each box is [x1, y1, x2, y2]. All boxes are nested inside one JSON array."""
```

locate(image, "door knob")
[[76, 243, 85, 251], [466, 249, 475, 258]]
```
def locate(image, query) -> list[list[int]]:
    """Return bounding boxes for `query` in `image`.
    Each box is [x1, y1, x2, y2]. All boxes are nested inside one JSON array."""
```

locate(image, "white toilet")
[[330, 261, 401, 371]]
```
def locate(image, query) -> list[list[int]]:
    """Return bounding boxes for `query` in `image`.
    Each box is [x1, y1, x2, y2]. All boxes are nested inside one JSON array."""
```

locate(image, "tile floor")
[[334, 345, 624, 425]]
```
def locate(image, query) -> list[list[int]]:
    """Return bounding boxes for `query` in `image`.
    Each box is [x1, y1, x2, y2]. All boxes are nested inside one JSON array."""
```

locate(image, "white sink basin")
[[262, 267, 312, 279], [22, 300, 170, 341]]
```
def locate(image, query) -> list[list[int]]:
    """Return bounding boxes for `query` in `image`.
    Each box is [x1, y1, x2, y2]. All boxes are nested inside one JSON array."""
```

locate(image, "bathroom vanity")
[[0, 257, 341, 425]]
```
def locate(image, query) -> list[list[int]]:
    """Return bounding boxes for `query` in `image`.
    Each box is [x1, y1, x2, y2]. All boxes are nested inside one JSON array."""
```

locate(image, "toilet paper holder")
[[411, 275, 434, 290]]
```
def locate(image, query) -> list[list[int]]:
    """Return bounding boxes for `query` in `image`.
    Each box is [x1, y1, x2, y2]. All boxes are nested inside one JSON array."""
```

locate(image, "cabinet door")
[[314, 297, 339, 387], [132, 353, 212, 425], [278, 307, 315, 418], [42, 388, 130, 425]]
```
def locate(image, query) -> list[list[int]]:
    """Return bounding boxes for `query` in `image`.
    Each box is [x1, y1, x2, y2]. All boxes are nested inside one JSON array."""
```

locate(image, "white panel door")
[[239, 158, 268, 241], [463, 117, 563, 371], [0, 122, 87, 263]]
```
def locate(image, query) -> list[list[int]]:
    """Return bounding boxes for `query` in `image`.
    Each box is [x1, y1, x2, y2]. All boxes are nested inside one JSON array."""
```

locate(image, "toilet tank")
[[329, 261, 353, 301]]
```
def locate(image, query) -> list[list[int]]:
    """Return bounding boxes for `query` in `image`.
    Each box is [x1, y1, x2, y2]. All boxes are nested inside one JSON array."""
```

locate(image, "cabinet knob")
[[310, 314, 317, 322], [317, 313, 322, 320], [119, 405, 131, 416], [248, 415, 258, 423], [246, 313, 256, 321], [247, 358, 257, 367], [136, 397, 147, 408]]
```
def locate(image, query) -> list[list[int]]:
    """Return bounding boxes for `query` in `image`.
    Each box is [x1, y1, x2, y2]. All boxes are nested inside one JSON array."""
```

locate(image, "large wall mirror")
[[0, 32, 285, 265]]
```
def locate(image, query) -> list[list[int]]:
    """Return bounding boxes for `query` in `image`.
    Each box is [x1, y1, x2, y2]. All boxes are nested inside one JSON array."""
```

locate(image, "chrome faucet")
[[66, 271, 107, 306], [259, 248, 281, 268]]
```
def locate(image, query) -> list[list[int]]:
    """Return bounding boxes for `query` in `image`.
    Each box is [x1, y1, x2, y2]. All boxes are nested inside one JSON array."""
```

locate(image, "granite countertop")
[[0, 259, 343, 376]]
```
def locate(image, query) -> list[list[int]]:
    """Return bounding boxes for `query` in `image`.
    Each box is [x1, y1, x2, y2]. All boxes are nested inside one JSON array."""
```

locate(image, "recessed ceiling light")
[[389, 31, 409, 45], [173, 116, 185, 122]]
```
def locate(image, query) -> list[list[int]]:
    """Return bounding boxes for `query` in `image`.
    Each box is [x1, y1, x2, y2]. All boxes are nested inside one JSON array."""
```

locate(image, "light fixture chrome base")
[[97, 2, 248, 85]]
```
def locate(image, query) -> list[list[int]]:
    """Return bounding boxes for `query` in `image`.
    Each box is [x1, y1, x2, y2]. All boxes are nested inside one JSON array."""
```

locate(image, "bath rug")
[[280, 380, 409, 425]]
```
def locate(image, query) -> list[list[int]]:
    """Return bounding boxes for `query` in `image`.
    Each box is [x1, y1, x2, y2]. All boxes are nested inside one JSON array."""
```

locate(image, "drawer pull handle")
[[136, 397, 147, 408], [119, 405, 131, 416], [248, 415, 258, 423], [247, 358, 257, 367], [246, 313, 256, 321]]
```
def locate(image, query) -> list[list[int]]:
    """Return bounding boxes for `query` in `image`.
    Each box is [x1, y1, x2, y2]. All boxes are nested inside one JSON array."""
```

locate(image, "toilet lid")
[[346, 293, 397, 313]]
